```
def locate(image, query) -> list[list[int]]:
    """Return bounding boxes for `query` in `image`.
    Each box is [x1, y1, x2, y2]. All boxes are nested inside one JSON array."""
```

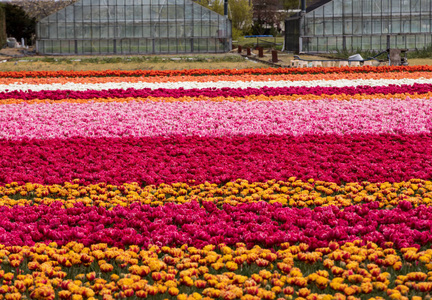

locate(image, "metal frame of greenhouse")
[[36, 0, 232, 55], [285, 0, 432, 53]]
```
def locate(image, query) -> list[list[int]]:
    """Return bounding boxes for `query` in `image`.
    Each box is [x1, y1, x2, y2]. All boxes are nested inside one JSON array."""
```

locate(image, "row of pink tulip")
[[1, 98, 431, 140]]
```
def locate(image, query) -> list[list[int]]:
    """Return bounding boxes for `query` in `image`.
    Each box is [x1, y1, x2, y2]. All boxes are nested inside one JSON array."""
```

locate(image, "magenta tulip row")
[[0, 201, 428, 250], [2, 83, 432, 100], [1, 134, 431, 185]]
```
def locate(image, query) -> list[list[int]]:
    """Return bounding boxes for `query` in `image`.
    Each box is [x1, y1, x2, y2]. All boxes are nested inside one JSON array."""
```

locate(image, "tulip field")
[[2, 65, 432, 300]]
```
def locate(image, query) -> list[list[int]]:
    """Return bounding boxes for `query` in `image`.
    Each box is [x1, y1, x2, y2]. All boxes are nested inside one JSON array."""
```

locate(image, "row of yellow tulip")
[[0, 241, 430, 300], [1, 178, 431, 209]]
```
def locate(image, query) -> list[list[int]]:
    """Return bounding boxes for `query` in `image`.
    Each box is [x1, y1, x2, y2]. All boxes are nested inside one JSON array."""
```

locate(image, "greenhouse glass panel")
[[185, 4, 193, 19], [344, 20, 353, 35], [333, 20, 342, 35], [421, 0, 430, 13], [391, 35, 404, 48], [57, 10, 65, 21], [371, 0, 381, 15], [65, 6, 74, 22], [202, 25, 210, 37], [83, 41, 94, 53], [50, 25, 58, 39], [317, 37, 327, 52], [352, 37, 361, 50], [382, 18, 390, 33], [323, 2, 333, 17], [108, 6, 116, 19], [345, 36, 352, 50], [353, 2, 362, 16], [402, 20, 410, 33], [363, 0, 372, 15], [343, 0, 352, 15], [99, 6, 109, 21], [314, 19, 323, 36], [304, 19, 314, 36], [126, 6, 135, 20], [327, 37, 337, 51], [421, 19, 430, 32], [406, 35, 416, 48], [391, 0, 401, 14], [314, 6, 323, 17], [184, 23, 193, 37], [170, 38, 180, 53], [142, 5, 150, 19], [39, 24, 48, 38], [391, 19, 401, 33], [159, 6, 168, 19], [401, 0, 410, 13], [176, 6, 185, 19], [372, 18, 382, 34], [363, 20, 372, 35], [117, 6, 125, 21], [411, 17, 421, 33], [57, 26, 66, 39], [193, 38, 208, 52], [425, 34, 431, 45], [82, 6, 92, 19], [159, 23, 168, 37], [125, 23, 134, 37], [309, 38, 318, 52], [290, 0, 432, 52], [47, 13, 57, 22], [324, 20, 333, 35], [416, 34, 425, 48], [92, 6, 101, 21], [66, 25, 75, 39], [37, 0, 231, 54], [332, 0, 342, 16], [353, 20, 362, 35], [130, 39, 139, 52], [371, 36, 380, 49], [143, 24, 151, 37], [412, 0, 421, 13], [134, 26, 143, 37], [381, 0, 389, 14], [167, 5, 176, 19], [362, 35, 371, 49]]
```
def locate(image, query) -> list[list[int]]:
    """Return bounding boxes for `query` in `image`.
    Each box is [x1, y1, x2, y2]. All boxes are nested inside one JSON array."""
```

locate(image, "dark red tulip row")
[[1, 133, 431, 185], [2, 83, 432, 100], [0, 200, 428, 250]]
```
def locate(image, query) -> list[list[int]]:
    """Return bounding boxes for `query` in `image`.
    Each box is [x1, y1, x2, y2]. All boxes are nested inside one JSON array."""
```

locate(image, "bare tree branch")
[[7, 0, 78, 21]]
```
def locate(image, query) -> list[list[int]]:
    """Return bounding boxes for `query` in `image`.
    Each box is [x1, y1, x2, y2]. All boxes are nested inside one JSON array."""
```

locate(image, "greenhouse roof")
[[306, 0, 332, 13]]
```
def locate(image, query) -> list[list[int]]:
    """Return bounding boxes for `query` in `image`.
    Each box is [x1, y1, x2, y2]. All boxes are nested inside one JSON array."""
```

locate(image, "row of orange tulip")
[[0, 93, 429, 105], [1, 65, 431, 78], [1, 71, 432, 85]]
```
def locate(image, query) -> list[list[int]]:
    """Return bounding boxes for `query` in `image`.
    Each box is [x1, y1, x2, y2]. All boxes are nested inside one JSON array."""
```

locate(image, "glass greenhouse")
[[36, 0, 231, 55], [285, 0, 432, 53]]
